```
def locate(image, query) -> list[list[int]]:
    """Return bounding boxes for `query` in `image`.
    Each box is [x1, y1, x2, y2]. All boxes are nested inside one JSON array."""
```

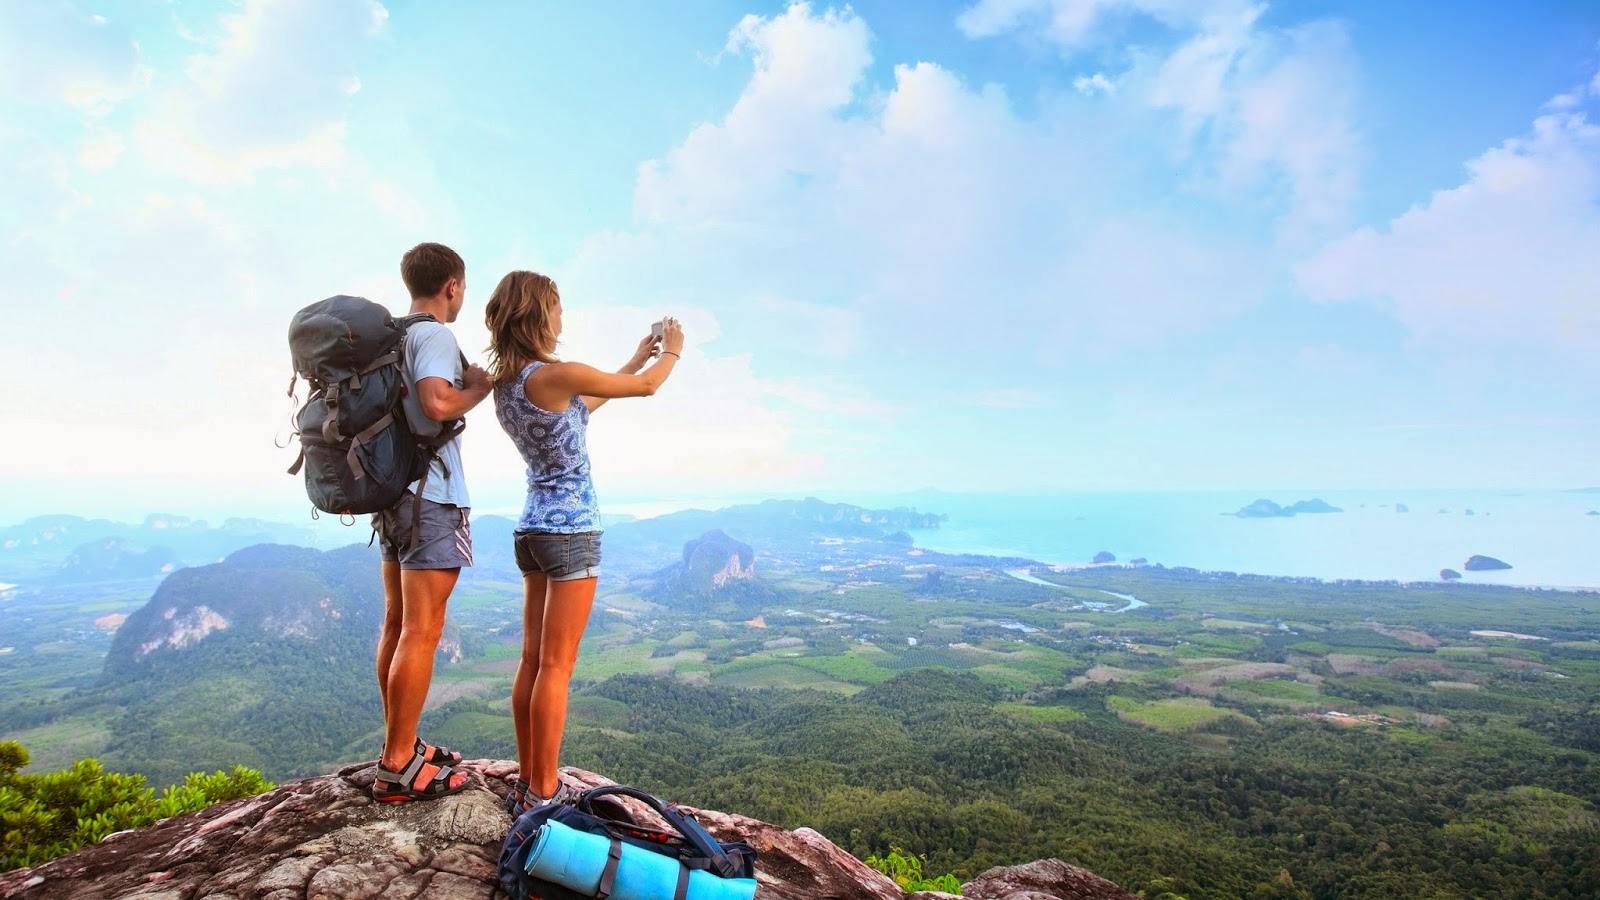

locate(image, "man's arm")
[[416, 367, 491, 421], [410, 325, 491, 421]]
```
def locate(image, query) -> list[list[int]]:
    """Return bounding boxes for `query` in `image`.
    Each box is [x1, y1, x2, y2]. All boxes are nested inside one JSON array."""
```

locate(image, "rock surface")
[[0, 762, 1135, 900]]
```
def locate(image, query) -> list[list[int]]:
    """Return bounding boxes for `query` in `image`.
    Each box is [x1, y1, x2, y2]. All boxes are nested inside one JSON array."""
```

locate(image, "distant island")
[[1439, 568, 1462, 581], [1463, 555, 1512, 572], [1232, 498, 1344, 518], [1092, 551, 1116, 564]]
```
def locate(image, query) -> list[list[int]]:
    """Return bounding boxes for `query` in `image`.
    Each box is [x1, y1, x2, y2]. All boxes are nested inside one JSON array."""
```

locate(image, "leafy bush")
[[865, 845, 963, 894], [0, 741, 272, 872]]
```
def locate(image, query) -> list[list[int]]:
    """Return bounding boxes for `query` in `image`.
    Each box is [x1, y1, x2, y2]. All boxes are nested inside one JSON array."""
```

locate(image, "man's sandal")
[[372, 748, 468, 802], [416, 737, 461, 767]]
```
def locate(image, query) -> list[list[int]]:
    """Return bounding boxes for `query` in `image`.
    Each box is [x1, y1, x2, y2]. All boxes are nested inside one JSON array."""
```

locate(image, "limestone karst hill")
[[644, 529, 772, 609], [0, 762, 1136, 900]]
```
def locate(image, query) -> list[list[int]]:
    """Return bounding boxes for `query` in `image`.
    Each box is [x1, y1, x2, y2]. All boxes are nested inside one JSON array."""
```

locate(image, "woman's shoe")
[[506, 778, 577, 818]]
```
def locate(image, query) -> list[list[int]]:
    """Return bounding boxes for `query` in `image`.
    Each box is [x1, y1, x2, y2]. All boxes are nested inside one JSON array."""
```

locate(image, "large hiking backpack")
[[285, 295, 462, 517], [499, 784, 758, 900]]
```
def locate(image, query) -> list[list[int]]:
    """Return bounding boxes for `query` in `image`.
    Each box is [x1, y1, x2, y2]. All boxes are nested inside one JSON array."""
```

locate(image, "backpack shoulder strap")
[[395, 311, 438, 328]]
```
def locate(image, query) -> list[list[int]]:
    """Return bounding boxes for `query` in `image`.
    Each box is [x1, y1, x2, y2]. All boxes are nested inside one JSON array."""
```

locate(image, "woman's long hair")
[[484, 270, 561, 383]]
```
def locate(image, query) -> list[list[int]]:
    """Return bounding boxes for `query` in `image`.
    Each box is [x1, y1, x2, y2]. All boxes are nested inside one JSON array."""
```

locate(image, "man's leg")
[[511, 572, 549, 788], [376, 560, 403, 721], [521, 575, 597, 799], [379, 566, 460, 773]]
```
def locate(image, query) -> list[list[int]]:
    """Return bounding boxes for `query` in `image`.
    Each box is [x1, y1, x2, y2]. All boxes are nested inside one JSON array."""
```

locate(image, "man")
[[370, 242, 492, 801]]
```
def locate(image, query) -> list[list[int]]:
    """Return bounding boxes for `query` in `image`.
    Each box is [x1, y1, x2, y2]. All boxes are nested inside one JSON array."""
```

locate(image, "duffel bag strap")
[[596, 836, 623, 900], [577, 786, 742, 878]]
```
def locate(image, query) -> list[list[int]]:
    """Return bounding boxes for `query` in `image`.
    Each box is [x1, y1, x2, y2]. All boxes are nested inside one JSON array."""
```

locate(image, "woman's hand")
[[626, 331, 661, 373], [661, 317, 685, 356]]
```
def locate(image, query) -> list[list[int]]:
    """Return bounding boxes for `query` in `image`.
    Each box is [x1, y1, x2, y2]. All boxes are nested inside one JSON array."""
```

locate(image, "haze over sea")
[[602, 489, 1600, 590]]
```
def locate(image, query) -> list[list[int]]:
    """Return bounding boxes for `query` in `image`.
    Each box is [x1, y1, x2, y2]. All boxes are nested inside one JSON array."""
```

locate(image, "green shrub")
[[865, 845, 963, 894], [0, 741, 273, 872]]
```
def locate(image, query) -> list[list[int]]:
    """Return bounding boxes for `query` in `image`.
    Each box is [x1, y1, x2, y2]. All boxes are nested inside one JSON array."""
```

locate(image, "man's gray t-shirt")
[[401, 321, 470, 508]]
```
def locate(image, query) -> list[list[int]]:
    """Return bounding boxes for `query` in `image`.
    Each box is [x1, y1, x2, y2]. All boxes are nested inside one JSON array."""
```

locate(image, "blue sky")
[[2, 0, 1598, 521]]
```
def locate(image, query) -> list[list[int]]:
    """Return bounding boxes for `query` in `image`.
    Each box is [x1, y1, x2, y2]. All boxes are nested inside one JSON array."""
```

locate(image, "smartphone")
[[651, 320, 665, 339]]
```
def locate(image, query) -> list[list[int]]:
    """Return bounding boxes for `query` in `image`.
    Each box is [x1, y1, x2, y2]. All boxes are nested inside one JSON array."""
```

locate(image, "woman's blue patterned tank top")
[[493, 362, 601, 533]]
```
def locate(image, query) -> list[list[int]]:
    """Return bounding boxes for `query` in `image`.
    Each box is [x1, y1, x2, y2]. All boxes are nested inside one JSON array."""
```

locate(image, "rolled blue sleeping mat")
[[524, 819, 758, 900]]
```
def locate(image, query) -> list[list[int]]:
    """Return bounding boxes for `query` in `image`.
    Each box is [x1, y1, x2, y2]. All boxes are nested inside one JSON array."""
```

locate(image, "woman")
[[484, 270, 684, 814]]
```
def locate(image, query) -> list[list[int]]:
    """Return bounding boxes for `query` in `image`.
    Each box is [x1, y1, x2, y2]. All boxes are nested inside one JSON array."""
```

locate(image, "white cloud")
[[523, 2, 1320, 499], [135, 0, 388, 184], [551, 0, 1307, 445], [1297, 105, 1600, 350], [1073, 72, 1115, 96], [960, 0, 1362, 231], [637, 2, 871, 226], [0, 1, 448, 517], [1213, 21, 1361, 232]]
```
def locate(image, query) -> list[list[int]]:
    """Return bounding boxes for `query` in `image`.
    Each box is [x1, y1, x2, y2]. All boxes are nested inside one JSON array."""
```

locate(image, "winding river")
[[1003, 569, 1149, 613]]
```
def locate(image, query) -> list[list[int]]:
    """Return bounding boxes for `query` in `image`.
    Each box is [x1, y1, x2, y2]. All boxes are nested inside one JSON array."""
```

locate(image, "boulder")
[[0, 762, 1136, 900], [951, 859, 1139, 899]]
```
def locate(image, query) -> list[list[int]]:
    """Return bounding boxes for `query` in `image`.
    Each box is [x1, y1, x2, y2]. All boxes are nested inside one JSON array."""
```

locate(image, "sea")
[[602, 489, 1600, 591]]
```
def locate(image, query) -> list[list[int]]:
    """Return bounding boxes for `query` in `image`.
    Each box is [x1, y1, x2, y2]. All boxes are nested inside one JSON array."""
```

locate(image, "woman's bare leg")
[[517, 575, 597, 798], [511, 572, 549, 786]]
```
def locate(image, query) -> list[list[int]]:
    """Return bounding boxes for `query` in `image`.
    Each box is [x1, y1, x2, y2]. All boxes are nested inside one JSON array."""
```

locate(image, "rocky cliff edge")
[[0, 761, 1135, 900]]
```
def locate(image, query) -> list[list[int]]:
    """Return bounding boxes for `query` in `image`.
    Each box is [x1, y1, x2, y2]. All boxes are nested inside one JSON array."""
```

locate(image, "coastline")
[[902, 487, 1600, 590]]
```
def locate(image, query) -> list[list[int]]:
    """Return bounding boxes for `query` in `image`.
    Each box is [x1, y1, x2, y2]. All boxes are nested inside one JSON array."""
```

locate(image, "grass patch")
[[998, 703, 1086, 724], [1203, 618, 1276, 631], [575, 642, 673, 680], [712, 663, 861, 694], [789, 650, 898, 685], [1107, 696, 1253, 734], [971, 665, 1045, 692]]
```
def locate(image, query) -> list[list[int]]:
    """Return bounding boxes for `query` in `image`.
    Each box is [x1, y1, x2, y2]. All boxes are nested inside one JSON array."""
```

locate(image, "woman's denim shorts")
[[513, 531, 602, 581]]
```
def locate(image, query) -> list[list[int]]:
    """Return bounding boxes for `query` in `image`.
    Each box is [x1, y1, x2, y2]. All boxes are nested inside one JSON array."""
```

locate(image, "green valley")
[[2, 499, 1597, 898]]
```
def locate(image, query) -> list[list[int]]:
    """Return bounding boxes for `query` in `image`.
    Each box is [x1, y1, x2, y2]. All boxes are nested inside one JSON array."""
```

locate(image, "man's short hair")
[[401, 243, 465, 299]]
